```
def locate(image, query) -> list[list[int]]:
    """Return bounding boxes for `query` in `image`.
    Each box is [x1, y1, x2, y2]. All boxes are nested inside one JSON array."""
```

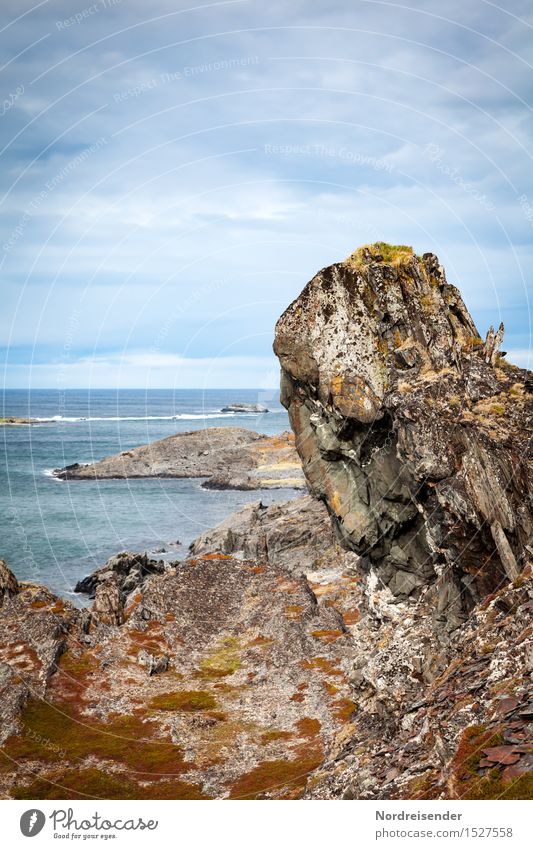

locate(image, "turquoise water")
[[1, 389, 293, 601]]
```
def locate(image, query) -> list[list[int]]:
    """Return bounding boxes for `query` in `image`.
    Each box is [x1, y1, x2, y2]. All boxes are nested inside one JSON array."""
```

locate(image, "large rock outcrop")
[[189, 495, 358, 575], [53, 427, 305, 490], [274, 243, 532, 630]]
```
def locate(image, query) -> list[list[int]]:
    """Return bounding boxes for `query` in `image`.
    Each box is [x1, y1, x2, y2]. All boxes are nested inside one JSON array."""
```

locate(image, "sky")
[[1, 0, 532, 389]]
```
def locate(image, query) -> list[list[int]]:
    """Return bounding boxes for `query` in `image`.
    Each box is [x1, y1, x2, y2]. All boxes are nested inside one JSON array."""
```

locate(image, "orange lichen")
[[311, 629, 345, 643], [296, 718, 321, 738]]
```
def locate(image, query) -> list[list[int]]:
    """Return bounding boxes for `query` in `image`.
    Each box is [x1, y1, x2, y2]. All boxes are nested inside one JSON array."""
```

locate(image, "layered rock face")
[[274, 243, 532, 629]]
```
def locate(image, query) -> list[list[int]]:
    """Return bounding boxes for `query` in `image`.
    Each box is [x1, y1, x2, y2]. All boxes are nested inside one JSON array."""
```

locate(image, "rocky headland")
[[0, 417, 36, 426], [0, 243, 531, 801], [53, 427, 305, 490]]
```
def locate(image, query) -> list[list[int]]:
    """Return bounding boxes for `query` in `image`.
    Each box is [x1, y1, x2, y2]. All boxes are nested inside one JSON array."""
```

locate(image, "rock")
[[53, 427, 305, 489], [0, 572, 77, 744], [274, 243, 532, 628], [0, 560, 19, 604], [190, 494, 357, 575], [75, 551, 167, 598], [92, 576, 124, 626], [1, 553, 357, 800], [137, 649, 169, 675], [221, 403, 269, 413]]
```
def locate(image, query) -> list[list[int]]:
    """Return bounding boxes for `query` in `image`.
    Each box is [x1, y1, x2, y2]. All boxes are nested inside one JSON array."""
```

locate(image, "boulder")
[[274, 243, 532, 629], [0, 560, 19, 605]]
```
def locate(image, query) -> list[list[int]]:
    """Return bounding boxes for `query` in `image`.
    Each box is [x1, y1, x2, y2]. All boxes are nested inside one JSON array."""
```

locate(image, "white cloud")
[[4, 352, 279, 389]]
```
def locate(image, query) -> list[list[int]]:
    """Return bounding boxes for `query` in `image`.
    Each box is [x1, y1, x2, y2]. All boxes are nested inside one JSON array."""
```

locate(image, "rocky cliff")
[[274, 243, 532, 631], [0, 243, 531, 802]]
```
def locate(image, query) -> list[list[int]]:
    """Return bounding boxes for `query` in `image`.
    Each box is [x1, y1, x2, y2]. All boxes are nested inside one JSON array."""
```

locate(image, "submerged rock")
[[274, 243, 532, 630]]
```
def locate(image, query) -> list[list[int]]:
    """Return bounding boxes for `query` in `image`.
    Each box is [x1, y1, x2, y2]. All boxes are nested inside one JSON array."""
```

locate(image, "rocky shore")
[[53, 427, 306, 490], [0, 243, 531, 801], [0, 417, 36, 426]]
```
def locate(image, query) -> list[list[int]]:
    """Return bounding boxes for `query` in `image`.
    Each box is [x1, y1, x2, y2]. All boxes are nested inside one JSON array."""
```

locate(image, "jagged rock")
[[137, 649, 169, 675], [92, 576, 124, 626], [1, 553, 358, 800], [75, 551, 167, 598], [0, 576, 77, 744], [190, 494, 356, 574], [53, 427, 305, 489], [0, 560, 19, 604], [274, 243, 532, 629]]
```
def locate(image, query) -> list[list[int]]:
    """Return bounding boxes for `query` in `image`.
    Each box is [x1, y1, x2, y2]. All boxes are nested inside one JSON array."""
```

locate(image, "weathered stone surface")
[[0, 554, 359, 800], [190, 495, 358, 575], [75, 551, 167, 598], [274, 243, 532, 629], [220, 403, 269, 413], [0, 560, 19, 604], [307, 567, 533, 800], [0, 582, 77, 745], [54, 427, 305, 490]]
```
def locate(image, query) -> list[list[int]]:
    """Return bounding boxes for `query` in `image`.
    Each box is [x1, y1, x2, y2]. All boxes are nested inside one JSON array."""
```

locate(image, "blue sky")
[[1, 0, 532, 389]]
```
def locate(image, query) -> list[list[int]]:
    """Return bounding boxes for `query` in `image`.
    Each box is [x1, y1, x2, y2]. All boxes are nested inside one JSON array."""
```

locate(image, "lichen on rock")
[[274, 243, 532, 630]]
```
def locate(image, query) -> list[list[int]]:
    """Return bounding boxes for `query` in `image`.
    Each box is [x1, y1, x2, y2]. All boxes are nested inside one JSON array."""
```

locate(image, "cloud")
[[0, 0, 531, 387], [4, 351, 280, 389]]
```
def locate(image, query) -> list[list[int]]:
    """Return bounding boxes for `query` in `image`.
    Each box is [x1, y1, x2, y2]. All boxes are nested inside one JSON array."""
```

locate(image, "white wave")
[[33, 412, 239, 423], [42, 468, 65, 481]]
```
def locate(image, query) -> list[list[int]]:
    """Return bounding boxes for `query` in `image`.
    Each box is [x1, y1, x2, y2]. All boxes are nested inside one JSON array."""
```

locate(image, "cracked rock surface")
[[274, 244, 532, 631]]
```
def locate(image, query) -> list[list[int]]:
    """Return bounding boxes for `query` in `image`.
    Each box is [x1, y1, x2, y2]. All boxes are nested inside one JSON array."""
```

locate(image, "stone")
[[92, 577, 124, 626], [75, 551, 166, 598], [0, 560, 19, 604], [220, 403, 269, 413], [54, 427, 305, 490], [274, 243, 532, 627], [190, 494, 356, 574]]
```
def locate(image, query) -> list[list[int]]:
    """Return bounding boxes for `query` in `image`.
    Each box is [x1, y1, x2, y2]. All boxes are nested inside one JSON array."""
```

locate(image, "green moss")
[[228, 749, 323, 799], [1, 698, 188, 778], [260, 730, 294, 745], [198, 636, 241, 678], [463, 769, 533, 801], [13, 768, 140, 800], [149, 690, 216, 712], [13, 768, 210, 800], [346, 242, 414, 268]]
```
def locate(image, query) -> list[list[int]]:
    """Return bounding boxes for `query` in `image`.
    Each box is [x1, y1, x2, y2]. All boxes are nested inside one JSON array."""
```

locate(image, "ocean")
[[0, 389, 293, 603]]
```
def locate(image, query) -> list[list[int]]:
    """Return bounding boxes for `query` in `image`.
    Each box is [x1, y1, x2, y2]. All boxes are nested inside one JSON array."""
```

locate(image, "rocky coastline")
[[0, 244, 531, 801], [53, 427, 306, 490], [0, 417, 37, 426]]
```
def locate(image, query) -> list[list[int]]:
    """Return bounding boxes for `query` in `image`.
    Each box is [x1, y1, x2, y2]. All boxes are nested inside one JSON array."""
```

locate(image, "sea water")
[[0, 389, 294, 602]]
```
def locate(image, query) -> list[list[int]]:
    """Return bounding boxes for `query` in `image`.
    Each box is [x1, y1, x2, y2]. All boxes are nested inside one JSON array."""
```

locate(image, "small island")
[[220, 403, 269, 413], [0, 417, 36, 426]]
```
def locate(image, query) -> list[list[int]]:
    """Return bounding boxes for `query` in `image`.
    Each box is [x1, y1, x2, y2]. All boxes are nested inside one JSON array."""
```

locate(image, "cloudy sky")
[[1, 0, 532, 389]]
